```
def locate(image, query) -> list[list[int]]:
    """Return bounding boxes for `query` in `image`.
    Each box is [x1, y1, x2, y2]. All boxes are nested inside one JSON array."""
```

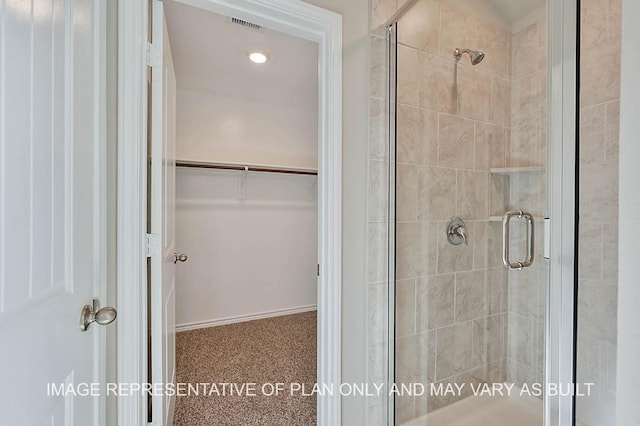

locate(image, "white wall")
[[176, 88, 318, 168], [616, 0, 640, 423], [175, 168, 318, 328], [173, 41, 320, 328]]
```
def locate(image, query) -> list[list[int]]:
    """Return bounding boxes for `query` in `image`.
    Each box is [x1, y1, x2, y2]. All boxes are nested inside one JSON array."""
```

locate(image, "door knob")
[[174, 253, 188, 263], [80, 299, 118, 331]]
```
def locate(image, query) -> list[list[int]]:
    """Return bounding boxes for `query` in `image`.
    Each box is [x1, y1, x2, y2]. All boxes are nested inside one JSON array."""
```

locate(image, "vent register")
[[230, 17, 264, 32]]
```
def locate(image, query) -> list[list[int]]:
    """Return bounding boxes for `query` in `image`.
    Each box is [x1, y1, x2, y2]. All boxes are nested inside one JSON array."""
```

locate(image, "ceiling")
[[164, 0, 318, 110]]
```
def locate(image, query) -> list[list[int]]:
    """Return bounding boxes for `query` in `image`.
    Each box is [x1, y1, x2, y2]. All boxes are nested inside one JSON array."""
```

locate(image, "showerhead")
[[454, 48, 485, 65]]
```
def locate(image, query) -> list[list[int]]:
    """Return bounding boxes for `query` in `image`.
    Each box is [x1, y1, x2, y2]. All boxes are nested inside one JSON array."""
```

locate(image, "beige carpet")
[[174, 311, 317, 426]]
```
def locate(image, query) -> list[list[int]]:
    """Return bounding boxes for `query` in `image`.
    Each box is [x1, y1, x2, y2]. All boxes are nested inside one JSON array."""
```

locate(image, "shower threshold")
[[400, 393, 587, 426]]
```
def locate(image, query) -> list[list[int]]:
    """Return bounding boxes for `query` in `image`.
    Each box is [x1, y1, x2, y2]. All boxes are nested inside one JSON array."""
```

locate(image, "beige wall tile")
[[581, 0, 609, 50], [437, 220, 474, 274], [397, 105, 422, 164], [457, 65, 492, 122], [581, 40, 621, 108], [396, 222, 437, 279], [372, 0, 397, 31], [472, 315, 504, 366], [532, 320, 545, 372], [439, 3, 477, 61], [368, 283, 385, 345], [421, 109, 439, 165], [476, 24, 510, 78], [489, 175, 509, 217], [396, 332, 435, 382], [512, 23, 539, 78], [418, 53, 457, 113], [367, 223, 388, 283], [370, 36, 387, 100], [438, 114, 475, 169], [608, 0, 621, 39], [578, 223, 604, 280], [435, 322, 473, 380], [507, 313, 532, 367], [396, 279, 417, 338], [395, 393, 415, 424], [487, 267, 507, 315], [577, 280, 617, 343], [416, 273, 455, 332], [508, 271, 542, 320], [509, 173, 547, 217], [368, 160, 388, 222], [457, 170, 489, 219], [511, 71, 545, 128], [455, 270, 487, 322], [491, 77, 511, 127], [580, 104, 606, 165], [605, 101, 620, 161], [368, 342, 386, 384], [398, 45, 419, 106], [602, 222, 618, 284], [537, 16, 548, 71], [369, 97, 387, 160], [418, 166, 456, 220], [397, 164, 418, 221], [487, 222, 503, 268], [509, 123, 538, 167], [397, 0, 440, 54], [472, 221, 489, 269], [397, 105, 438, 165], [470, 358, 507, 384], [580, 162, 618, 223]]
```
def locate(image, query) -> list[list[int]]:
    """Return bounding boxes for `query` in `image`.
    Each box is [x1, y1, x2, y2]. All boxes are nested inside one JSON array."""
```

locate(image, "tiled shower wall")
[[576, 0, 621, 423], [368, 1, 513, 423], [504, 10, 548, 390], [367, 0, 620, 424]]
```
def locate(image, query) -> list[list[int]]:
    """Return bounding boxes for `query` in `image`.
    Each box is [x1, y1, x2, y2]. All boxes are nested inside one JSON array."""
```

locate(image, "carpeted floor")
[[174, 311, 317, 426]]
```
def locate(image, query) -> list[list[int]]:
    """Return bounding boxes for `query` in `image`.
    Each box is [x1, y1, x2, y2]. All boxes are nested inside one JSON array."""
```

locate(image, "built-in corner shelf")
[[489, 166, 545, 175]]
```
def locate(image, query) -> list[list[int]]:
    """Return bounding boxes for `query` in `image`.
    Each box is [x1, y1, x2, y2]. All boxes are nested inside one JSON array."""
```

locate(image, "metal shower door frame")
[[547, 0, 579, 425], [384, 0, 580, 425]]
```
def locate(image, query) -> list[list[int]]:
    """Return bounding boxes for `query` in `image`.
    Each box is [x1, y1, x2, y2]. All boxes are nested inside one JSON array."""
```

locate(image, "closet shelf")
[[176, 159, 318, 176], [489, 166, 545, 175]]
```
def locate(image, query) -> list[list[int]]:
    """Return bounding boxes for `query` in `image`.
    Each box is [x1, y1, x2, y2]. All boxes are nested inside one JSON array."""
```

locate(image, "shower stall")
[[369, 0, 621, 424]]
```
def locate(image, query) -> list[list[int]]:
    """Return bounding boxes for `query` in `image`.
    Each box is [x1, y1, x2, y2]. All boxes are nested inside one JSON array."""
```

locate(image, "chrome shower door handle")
[[502, 210, 535, 271]]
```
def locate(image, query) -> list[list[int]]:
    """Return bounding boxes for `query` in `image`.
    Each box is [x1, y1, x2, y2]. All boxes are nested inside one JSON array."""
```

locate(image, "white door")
[[150, 0, 177, 424], [0, 0, 109, 425]]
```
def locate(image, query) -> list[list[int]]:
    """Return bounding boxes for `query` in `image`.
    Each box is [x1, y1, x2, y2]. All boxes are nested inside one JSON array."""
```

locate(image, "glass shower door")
[[384, 1, 566, 424]]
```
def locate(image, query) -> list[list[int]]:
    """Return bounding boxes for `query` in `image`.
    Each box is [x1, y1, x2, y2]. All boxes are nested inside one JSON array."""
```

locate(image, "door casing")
[[116, 0, 343, 424]]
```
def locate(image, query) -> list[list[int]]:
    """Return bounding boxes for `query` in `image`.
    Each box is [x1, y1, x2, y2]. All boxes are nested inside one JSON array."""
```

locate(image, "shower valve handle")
[[451, 225, 468, 245], [446, 218, 468, 246], [454, 226, 468, 245]]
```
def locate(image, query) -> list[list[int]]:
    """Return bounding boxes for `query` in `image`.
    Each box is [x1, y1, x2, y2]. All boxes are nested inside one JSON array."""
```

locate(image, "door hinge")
[[544, 218, 550, 260], [146, 233, 160, 258], [317, 264, 319, 277], [146, 42, 160, 68]]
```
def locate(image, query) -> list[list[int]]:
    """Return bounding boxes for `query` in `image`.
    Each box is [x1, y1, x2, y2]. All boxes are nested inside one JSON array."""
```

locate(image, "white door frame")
[[116, 0, 343, 425]]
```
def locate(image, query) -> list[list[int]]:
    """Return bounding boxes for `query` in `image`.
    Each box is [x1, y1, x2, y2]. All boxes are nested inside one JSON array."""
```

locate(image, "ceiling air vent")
[[230, 17, 264, 32]]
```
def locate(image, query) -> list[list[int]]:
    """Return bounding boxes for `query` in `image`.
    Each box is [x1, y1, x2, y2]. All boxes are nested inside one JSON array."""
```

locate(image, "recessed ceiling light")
[[248, 51, 269, 64]]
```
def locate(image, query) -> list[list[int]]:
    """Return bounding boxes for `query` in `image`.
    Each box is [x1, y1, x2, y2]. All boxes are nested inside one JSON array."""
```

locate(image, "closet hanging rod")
[[175, 160, 318, 176]]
